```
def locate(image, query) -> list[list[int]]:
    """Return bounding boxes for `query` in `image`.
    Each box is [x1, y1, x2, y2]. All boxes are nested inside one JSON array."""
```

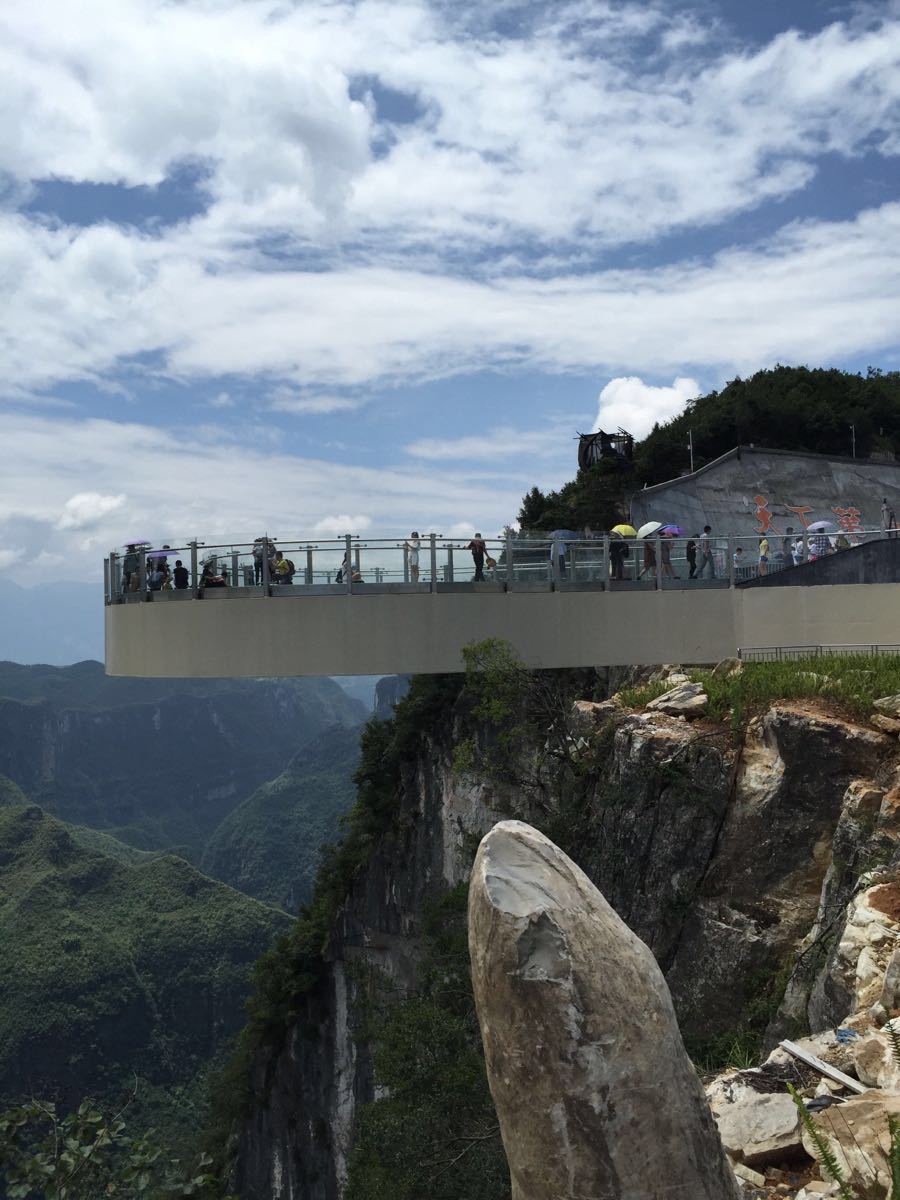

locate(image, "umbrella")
[[808, 520, 837, 533], [122, 539, 151, 548], [549, 529, 580, 541], [637, 521, 663, 539], [660, 524, 683, 536], [611, 524, 637, 538]]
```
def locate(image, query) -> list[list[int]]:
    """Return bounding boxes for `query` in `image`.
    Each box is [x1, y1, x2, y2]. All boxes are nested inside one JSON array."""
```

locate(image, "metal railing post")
[[103, 558, 110, 604], [550, 537, 560, 587], [728, 535, 736, 587], [231, 552, 239, 589], [429, 535, 437, 592], [603, 534, 610, 587], [345, 535, 353, 594], [506, 532, 514, 590], [262, 539, 271, 595], [403, 543, 410, 583], [655, 534, 662, 590], [354, 543, 361, 575], [447, 544, 454, 583], [189, 541, 199, 597], [306, 545, 313, 586], [138, 548, 147, 596]]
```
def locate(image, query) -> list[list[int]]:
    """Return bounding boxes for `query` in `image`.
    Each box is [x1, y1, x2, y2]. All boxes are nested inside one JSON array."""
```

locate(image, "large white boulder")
[[468, 820, 740, 1200]]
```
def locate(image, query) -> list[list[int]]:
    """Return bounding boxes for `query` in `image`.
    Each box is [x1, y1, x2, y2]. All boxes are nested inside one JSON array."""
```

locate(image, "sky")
[[2, 0, 900, 581]]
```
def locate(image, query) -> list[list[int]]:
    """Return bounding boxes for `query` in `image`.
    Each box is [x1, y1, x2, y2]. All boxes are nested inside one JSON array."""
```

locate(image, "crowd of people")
[[118, 512, 890, 595]]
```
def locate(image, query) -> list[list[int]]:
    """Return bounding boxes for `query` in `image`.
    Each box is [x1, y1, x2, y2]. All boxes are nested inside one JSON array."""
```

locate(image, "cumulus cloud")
[[0, 412, 528, 578], [594, 377, 701, 439], [311, 514, 373, 536], [56, 491, 127, 530]]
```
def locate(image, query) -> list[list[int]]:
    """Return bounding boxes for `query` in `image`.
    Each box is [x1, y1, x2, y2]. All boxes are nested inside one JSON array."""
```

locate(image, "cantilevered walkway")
[[104, 534, 900, 677]]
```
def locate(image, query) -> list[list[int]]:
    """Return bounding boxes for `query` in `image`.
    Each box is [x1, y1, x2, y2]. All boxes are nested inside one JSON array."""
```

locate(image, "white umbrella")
[[636, 521, 663, 539]]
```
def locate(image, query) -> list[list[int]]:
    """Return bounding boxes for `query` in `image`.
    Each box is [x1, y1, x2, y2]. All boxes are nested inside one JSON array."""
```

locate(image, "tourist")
[[173, 560, 189, 589], [122, 544, 138, 593], [791, 535, 805, 566], [698, 525, 715, 578], [883, 498, 890, 532], [405, 532, 421, 583], [685, 536, 697, 579], [609, 536, 628, 581], [809, 532, 831, 560], [201, 561, 226, 587], [660, 537, 676, 579], [758, 536, 769, 576], [733, 546, 745, 572], [637, 540, 656, 579], [467, 533, 487, 582]]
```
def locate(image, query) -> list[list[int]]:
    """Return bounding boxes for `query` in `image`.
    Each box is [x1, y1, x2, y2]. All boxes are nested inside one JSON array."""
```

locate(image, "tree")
[[0, 1092, 226, 1200]]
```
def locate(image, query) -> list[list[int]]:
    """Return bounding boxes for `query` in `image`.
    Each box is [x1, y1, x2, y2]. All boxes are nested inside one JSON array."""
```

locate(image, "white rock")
[[713, 1091, 803, 1167], [645, 681, 708, 718]]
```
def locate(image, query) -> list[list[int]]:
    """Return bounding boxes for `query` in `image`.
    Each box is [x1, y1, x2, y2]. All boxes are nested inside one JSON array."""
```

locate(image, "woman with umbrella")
[[609, 524, 635, 581], [636, 521, 662, 579], [659, 525, 682, 580]]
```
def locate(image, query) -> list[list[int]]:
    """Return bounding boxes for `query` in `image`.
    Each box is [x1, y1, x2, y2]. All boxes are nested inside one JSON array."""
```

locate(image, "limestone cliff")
[[233, 670, 900, 1200]]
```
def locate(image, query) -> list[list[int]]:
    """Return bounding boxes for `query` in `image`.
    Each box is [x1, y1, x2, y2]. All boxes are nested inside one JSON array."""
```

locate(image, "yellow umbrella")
[[611, 524, 637, 538]]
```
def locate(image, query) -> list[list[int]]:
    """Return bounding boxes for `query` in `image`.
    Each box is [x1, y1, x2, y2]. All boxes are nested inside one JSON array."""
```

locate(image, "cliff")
[[232, 661, 900, 1200]]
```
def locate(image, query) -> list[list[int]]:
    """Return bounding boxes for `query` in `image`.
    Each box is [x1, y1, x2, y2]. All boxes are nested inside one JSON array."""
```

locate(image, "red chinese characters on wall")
[[752, 499, 866, 535]]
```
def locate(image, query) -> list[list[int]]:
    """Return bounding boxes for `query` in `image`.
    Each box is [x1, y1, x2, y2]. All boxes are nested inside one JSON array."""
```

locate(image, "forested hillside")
[[0, 792, 290, 1149], [520, 365, 900, 532], [0, 661, 364, 858]]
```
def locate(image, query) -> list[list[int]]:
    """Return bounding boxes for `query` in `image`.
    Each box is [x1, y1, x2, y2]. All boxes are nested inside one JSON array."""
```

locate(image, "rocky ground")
[[582, 665, 900, 1200]]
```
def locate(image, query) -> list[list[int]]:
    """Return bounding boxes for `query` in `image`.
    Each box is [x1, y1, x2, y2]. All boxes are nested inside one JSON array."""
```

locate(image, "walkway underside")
[[105, 584, 900, 677]]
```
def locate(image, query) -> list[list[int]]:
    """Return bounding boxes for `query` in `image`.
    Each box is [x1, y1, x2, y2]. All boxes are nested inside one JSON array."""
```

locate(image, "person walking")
[[637, 540, 656, 579], [609, 537, 628, 581], [173, 559, 189, 589], [122, 544, 139, 593], [758, 536, 769, 576], [405, 532, 421, 583], [698, 525, 715, 578], [883, 499, 890, 533], [685, 536, 697, 579], [660, 537, 677, 579], [467, 533, 487, 582]]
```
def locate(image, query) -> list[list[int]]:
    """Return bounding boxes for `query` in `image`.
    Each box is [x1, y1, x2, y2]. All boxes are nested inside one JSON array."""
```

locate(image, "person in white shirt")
[[698, 525, 715, 578], [405, 532, 421, 583]]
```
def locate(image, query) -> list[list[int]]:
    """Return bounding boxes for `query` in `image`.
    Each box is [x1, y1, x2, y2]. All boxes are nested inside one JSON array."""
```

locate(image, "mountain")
[[202, 724, 362, 911], [0, 578, 103, 664], [0, 796, 290, 1136], [0, 661, 366, 857]]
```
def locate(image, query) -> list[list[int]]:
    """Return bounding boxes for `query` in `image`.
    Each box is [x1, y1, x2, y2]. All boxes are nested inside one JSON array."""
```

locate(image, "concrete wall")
[[741, 538, 900, 588], [629, 447, 900, 538], [105, 583, 900, 677]]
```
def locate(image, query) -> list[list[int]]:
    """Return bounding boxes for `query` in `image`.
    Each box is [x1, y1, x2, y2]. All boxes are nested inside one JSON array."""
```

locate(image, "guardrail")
[[739, 644, 900, 662], [103, 529, 891, 604]]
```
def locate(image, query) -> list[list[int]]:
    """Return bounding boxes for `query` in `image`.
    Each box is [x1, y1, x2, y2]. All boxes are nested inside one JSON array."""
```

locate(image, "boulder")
[[870, 713, 900, 736], [645, 681, 708, 718], [569, 699, 620, 732], [874, 694, 900, 718], [715, 1092, 803, 1167], [468, 820, 740, 1200], [712, 657, 742, 679], [804, 1093, 900, 1199]]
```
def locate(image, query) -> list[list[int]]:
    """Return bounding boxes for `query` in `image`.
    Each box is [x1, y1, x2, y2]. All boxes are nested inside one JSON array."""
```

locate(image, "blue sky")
[[1, 0, 899, 578]]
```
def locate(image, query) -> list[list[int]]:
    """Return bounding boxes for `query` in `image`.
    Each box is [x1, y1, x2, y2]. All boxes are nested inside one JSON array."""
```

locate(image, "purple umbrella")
[[660, 524, 683, 536]]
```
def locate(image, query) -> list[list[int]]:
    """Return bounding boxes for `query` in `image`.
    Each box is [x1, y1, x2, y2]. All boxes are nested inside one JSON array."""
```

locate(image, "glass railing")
[[103, 529, 891, 604]]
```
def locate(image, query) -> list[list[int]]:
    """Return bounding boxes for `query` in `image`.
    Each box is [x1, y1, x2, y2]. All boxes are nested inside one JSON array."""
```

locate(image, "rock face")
[[468, 820, 740, 1200]]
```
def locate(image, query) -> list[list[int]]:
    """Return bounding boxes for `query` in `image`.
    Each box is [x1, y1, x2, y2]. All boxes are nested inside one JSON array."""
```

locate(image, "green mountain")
[[0, 661, 365, 858], [520, 365, 900, 531], [202, 724, 362, 911], [0, 798, 290, 1129]]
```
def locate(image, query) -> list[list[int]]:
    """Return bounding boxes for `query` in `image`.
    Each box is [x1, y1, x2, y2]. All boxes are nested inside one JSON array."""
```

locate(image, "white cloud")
[[0, 548, 24, 570], [56, 491, 127, 530], [269, 393, 364, 415], [594, 377, 701, 439], [209, 392, 234, 409], [405, 426, 570, 462], [0, 411, 529, 578], [311, 514, 373, 537]]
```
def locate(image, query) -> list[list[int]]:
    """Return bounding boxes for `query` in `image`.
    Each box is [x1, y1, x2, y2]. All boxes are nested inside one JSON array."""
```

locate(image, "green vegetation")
[[519, 365, 900, 531], [201, 724, 362, 911], [346, 885, 508, 1200], [0, 662, 363, 860], [209, 673, 465, 1153], [0, 1093, 227, 1200], [619, 655, 900, 727], [0, 802, 290, 1152]]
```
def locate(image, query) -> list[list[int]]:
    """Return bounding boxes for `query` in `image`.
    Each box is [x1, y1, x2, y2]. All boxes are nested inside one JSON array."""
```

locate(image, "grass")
[[618, 655, 900, 726]]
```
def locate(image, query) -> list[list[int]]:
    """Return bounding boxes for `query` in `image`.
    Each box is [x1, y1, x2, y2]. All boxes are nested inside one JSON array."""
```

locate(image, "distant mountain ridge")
[[0, 791, 290, 1141], [0, 661, 365, 857]]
